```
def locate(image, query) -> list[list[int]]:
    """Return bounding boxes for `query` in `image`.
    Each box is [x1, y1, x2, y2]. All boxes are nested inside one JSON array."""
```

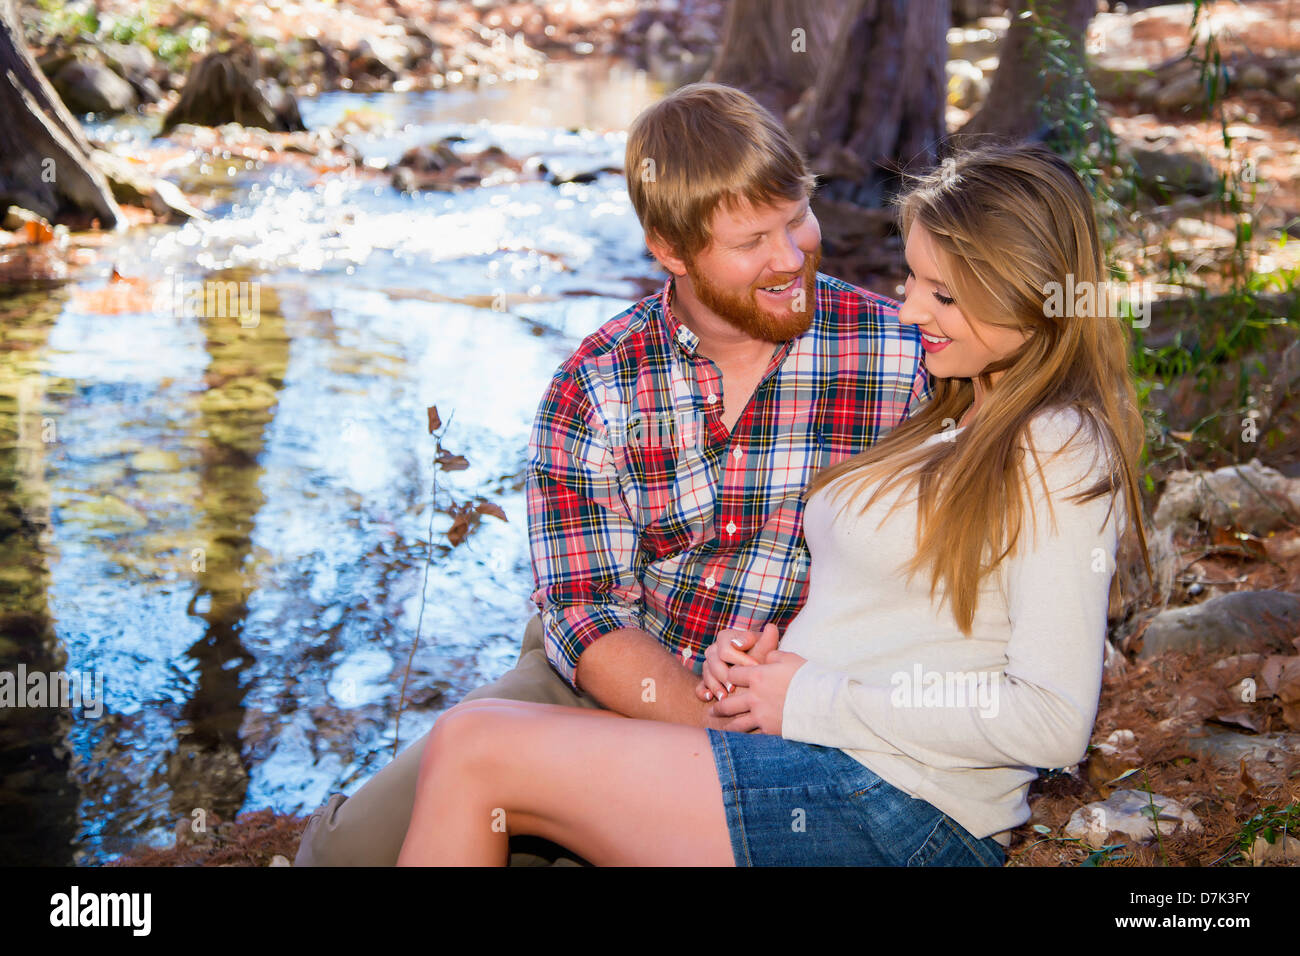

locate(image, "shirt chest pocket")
[[636, 445, 716, 560]]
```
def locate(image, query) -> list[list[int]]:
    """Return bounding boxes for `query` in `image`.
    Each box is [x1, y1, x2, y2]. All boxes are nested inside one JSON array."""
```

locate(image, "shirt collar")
[[659, 277, 701, 358]]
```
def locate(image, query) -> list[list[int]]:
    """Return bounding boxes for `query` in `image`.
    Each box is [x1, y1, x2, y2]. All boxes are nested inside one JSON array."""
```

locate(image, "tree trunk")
[[0, 0, 122, 228], [957, 0, 1097, 144], [703, 0, 851, 119], [791, 0, 949, 209]]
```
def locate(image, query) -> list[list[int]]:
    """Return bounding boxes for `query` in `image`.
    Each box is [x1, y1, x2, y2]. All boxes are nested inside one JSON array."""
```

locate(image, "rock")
[[1085, 728, 1142, 795], [51, 59, 138, 115], [1237, 63, 1270, 90], [1279, 73, 1300, 105], [1154, 460, 1300, 536], [946, 59, 988, 111], [268, 854, 291, 867], [1139, 591, 1300, 659], [1184, 727, 1299, 769], [539, 156, 622, 186], [98, 41, 163, 104], [1127, 146, 1218, 198], [1249, 832, 1300, 865], [2, 206, 51, 233], [1134, 77, 1163, 107], [1155, 71, 1204, 111], [350, 38, 404, 80], [89, 150, 207, 223], [1063, 789, 1202, 848]]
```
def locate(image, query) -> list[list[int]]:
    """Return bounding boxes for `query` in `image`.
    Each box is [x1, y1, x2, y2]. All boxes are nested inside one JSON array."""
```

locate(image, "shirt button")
[[725, 521, 737, 535], [731, 447, 742, 460], [705, 575, 716, 588], [705, 393, 718, 405]]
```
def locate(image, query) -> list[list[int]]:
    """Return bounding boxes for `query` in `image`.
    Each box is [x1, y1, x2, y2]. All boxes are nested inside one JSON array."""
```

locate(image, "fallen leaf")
[[23, 219, 54, 244], [1209, 710, 1267, 734], [1210, 526, 1268, 561], [1234, 758, 1261, 806]]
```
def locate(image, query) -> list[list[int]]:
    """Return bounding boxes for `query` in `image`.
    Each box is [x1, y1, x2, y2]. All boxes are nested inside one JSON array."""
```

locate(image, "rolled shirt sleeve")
[[781, 410, 1122, 772], [902, 362, 934, 422], [526, 370, 645, 689]]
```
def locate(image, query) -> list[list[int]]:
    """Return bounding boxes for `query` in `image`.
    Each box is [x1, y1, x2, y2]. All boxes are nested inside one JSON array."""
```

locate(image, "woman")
[[396, 142, 1152, 866]]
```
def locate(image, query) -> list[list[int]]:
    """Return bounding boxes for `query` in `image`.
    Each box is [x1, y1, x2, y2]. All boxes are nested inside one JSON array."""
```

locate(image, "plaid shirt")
[[526, 273, 931, 690]]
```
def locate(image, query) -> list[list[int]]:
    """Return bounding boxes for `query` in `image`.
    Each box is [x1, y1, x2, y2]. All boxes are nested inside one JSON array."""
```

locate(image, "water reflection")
[[0, 58, 666, 863]]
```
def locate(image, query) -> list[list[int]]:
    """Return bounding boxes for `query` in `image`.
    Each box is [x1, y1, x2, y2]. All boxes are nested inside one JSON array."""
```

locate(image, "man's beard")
[[683, 245, 822, 343]]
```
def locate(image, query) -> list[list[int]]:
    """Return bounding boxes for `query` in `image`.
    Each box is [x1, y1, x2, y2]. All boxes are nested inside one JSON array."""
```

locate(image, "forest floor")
[[5, 0, 1298, 866]]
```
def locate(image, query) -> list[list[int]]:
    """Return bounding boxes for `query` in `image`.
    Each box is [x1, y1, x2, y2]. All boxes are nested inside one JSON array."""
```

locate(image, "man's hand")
[[708, 650, 808, 736], [695, 623, 780, 703]]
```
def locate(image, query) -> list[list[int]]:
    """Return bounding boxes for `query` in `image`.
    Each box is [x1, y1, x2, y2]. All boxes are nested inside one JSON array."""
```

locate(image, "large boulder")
[[1127, 145, 1219, 198], [1138, 591, 1300, 660], [1063, 790, 1202, 849], [51, 58, 137, 115], [98, 41, 164, 104], [1155, 460, 1300, 536]]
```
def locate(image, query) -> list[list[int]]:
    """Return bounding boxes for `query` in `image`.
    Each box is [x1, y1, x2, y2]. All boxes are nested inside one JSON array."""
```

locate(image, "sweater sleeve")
[[781, 410, 1121, 770]]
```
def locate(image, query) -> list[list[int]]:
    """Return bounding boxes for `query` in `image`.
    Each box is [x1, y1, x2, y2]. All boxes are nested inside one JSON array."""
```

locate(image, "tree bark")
[[791, 0, 949, 209], [703, 0, 850, 119], [0, 0, 122, 228], [956, 0, 1097, 144]]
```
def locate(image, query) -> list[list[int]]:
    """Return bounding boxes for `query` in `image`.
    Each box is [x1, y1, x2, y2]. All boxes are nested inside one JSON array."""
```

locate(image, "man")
[[294, 82, 929, 866]]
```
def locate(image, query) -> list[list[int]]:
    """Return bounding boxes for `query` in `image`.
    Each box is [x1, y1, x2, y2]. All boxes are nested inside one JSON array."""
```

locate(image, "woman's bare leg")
[[397, 699, 735, 866]]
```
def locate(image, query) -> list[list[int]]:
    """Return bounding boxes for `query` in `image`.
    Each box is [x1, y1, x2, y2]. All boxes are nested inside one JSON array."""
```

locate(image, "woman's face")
[[897, 222, 1028, 385]]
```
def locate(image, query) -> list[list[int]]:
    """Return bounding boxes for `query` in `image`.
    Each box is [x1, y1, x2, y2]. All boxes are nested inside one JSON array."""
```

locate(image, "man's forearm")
[[573, 627, 719, 727]]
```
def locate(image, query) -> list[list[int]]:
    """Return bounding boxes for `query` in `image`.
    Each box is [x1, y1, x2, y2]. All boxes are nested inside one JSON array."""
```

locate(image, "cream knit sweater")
[[780, 407, 1122, 846]]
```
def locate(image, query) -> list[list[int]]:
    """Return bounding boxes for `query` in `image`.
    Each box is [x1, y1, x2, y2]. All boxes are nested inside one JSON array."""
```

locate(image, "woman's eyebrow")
[[903, 256, 945, 286]]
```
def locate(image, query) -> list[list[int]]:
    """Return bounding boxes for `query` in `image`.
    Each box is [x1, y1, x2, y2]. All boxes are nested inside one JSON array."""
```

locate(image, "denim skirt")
[[707, 729, 1006, 867]]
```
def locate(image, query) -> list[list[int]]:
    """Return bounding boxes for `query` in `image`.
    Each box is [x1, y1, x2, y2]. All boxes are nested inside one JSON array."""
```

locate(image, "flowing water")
[[0, 56, 666, 864]]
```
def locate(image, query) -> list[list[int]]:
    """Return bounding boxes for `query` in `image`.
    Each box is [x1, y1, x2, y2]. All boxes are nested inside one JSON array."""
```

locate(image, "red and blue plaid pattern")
[[526, 273, 931, 689]]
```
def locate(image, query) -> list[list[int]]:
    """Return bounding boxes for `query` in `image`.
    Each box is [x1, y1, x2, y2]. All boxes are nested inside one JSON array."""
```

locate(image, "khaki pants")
[[293, 614, 604, 866]]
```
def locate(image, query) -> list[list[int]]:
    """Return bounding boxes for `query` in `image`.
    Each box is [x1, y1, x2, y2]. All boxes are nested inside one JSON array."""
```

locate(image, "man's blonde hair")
[[624, 82, 816, 263]]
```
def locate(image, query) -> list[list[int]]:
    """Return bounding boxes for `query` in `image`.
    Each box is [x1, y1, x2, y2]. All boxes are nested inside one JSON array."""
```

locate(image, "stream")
[[0, 56, 665, 865]]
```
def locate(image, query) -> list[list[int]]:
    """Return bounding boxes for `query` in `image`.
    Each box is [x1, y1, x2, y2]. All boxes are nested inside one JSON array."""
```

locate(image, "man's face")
[[681, 194, 822, 343]]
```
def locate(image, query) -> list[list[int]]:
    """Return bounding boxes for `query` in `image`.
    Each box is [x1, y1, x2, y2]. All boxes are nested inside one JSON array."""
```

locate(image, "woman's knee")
[[422, 699, 519, 778]]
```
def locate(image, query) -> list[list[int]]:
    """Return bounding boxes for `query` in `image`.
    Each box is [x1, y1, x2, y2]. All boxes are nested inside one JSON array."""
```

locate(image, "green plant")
[[30, 0, 207, 71], [1080, 842, 1130, 866], [1138, 769, 1171, 866], [1233, 801, 1300, 862], [1023, 0, 1126, 254]]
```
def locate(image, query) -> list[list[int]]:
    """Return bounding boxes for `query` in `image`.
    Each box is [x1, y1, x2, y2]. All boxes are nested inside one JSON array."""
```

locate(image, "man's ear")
[[645, 231, 689, 277]]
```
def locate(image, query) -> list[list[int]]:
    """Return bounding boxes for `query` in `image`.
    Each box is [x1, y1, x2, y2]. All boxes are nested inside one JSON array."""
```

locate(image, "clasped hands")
[[693, 623, 806, 736]]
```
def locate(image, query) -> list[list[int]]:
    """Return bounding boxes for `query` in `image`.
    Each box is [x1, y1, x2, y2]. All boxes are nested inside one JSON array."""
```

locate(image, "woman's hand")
[[695, 623, 780, 703], [709, 650, 808, 735]]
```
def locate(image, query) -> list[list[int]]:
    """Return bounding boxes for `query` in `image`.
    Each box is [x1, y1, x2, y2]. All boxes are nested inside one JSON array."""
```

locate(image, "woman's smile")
[[918, 328, 952, 352]]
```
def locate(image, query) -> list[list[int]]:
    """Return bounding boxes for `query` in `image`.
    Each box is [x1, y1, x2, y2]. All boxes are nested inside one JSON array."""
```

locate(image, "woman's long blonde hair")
[[803, 142, 1152, 632]]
